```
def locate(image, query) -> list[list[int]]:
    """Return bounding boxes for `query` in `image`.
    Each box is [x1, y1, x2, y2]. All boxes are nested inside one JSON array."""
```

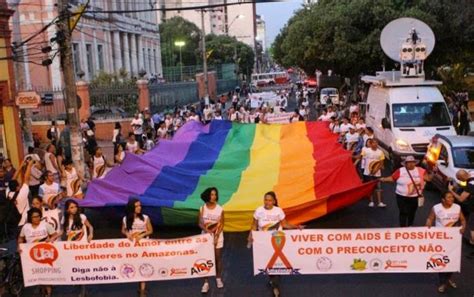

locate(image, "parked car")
[[427, 134, 474, 190], [90, 107, 129, 120]]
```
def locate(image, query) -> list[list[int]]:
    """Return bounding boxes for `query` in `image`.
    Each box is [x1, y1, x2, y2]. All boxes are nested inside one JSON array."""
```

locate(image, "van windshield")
[[392, 102, 451, 127], [322, 89, 337, 95], [453, 147, 474, 169]]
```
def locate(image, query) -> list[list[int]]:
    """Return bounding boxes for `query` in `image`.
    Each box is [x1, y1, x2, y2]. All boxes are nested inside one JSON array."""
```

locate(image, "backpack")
[[7, 191, 22, 226]]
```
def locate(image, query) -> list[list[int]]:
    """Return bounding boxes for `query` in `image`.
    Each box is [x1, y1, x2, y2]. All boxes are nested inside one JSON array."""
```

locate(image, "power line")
[[76, 0, 260, 15]]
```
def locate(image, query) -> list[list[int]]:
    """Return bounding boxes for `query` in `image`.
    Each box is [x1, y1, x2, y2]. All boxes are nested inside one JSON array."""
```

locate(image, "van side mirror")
[[381, 118, 391, 129], [438, 159, 447, 167]]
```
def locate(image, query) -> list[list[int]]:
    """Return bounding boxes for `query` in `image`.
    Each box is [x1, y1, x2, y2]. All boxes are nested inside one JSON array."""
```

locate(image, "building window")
[[72, 43, 81, 78], [97, 44, 104, 71], [148, 48, 152, 74], [142, 48, 146, 73], [86, 44, 94, 78], [153, 48, 157, 72]]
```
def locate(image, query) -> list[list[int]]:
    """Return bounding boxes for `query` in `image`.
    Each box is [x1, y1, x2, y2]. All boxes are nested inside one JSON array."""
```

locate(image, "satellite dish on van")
[[380, 17, 435, 63]]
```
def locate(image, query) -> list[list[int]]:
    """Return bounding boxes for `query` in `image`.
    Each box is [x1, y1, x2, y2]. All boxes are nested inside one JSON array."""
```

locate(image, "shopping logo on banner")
[[20, 234, 215, 286], [252, 227, 462, 275]]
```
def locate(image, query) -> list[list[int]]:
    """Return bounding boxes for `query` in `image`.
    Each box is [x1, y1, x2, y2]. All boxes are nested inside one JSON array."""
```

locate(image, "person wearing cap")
[[344, 125, 359, 151], [380, 156, 433, 227]]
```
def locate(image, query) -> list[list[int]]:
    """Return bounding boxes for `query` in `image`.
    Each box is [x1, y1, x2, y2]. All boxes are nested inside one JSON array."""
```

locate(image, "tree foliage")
[[159, 17, 202, 67], [159, 16, 253, 78], [205, 34, 255, 77], [272, 0, 474, 78]]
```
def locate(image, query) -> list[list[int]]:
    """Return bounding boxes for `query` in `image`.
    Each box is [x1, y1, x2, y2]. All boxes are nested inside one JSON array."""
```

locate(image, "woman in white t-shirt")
[[114, 143, 126, 165], [31, 196, 60, 232], [60, 159, 84, 199], [126, 132, 143, 155], [61, 200, 93, 242], [18, 208, 59, 297], [61, 200, 93, 297], [121, 199, 153, 296], [247, 191, 303, 297], [91, 147, 112, 179], [380, 156, 433, 227], [198, 187, 224, 293], [425, 192, 466, 293]]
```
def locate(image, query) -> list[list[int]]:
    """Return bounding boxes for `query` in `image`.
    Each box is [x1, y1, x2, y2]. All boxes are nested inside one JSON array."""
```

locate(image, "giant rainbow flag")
[[82, 120, 375, 231]]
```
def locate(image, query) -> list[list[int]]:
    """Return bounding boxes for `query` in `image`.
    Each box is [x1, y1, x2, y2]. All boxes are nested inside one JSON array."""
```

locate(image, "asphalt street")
[[15, 90, 474, 297], [18, 181, 474, 297]]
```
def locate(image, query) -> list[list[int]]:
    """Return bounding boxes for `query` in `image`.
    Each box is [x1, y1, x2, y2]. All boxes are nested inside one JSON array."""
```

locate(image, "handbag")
[[405, 166, 424, 207]]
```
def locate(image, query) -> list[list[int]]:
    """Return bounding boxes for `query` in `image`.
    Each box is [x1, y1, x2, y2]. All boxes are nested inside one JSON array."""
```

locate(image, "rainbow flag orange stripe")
[[83, 121, 375, 231]]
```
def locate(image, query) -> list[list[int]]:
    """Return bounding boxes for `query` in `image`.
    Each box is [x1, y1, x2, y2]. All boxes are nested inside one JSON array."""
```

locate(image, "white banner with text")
[[265, 112, 293, 124], [20, 234, 216, 286], [252, 227, 461, 275]]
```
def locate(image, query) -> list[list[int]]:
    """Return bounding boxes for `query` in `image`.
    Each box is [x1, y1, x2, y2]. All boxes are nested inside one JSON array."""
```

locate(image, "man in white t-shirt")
[[318, 110, 330, 121], [131, 113, 144, 147], [344, 126, 359, 150], [349, 102, 359, 115], [203, 105, 213, 123], [39, 171, 63, 209], [339, 117, 351, 134], [363, 127, 375, 146], [326, 106, 336, 119], [356, 118, 367, 130]]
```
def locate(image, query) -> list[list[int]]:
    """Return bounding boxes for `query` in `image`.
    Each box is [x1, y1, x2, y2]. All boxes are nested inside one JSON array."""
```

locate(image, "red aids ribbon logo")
[[266, 231, 293, 270]]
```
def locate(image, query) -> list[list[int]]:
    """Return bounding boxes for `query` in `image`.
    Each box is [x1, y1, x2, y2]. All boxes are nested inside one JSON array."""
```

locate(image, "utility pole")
[[57, 0, 86, 178], [200, 9, 209, 100], [11, 0, 33, 149], [10, 0, 24, 89]]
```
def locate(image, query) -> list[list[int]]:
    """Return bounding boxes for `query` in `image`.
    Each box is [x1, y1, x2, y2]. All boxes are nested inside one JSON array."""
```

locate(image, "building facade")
[[256, 14, 266, 50], [0, 0, 24, 167], [158, 0, 257, 51], [13, 0, 162, 89]]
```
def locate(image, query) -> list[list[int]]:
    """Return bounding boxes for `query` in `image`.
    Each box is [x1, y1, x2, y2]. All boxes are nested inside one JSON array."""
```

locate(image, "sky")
[[257, 0, 304, 48]]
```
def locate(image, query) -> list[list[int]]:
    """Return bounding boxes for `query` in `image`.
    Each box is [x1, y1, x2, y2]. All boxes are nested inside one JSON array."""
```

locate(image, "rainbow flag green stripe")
[[84, 121, 375, 231]]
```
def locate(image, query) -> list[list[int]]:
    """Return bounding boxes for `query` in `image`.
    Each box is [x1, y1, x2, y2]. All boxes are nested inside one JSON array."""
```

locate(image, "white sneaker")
[[368, 202, 375, 207], [201, 282, 209, 293], [216, 278, 224, 289], [378, 202, 387, 208]]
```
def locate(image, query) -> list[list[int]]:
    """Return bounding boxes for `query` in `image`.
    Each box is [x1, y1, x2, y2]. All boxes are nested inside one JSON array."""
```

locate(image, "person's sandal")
[[437, 285, 446, 293], [448, 280, 457, 288]]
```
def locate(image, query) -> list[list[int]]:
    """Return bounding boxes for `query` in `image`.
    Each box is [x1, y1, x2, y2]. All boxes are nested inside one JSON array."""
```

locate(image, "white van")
[[320, 88, 340, 106], [363, 72, 456, 166]]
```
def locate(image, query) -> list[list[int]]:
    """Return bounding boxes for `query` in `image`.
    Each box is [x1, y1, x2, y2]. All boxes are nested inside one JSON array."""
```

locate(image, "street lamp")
[[174, 40, 186, 81], [227, 14, 244, 35]]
